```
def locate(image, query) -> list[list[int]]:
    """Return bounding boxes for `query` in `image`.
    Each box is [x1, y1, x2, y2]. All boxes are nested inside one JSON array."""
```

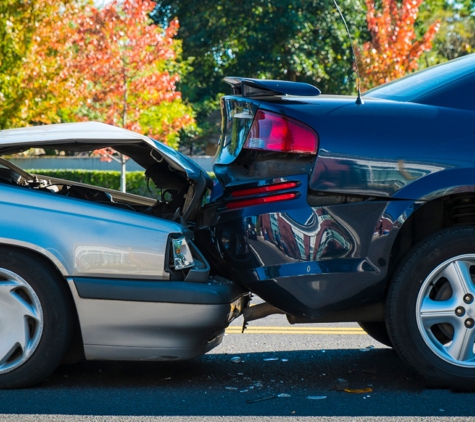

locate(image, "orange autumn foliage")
[[2, 0, 83, 128], [61, 0, 193, 142], [359, 0, 440, 90]]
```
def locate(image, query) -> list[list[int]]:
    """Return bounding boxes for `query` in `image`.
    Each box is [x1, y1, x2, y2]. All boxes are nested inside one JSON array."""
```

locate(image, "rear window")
[[364, 54, 475, 102]]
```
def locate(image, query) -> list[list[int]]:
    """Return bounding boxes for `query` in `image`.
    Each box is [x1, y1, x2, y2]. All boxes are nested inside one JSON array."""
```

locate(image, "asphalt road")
[[1, 312, 475, 421]]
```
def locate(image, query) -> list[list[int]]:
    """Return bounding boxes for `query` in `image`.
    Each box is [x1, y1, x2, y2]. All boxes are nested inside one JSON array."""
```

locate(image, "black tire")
[[387, 227, 475, 389], [357, 321, 393, 348], [0, 248, 74, 389]]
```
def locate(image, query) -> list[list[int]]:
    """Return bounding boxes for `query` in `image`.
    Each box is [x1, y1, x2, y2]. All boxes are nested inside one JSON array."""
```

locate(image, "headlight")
[[171, 236, 195, 270]]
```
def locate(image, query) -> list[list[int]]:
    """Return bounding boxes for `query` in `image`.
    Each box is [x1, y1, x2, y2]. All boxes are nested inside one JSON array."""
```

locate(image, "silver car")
[[0, 122, 248, 389]]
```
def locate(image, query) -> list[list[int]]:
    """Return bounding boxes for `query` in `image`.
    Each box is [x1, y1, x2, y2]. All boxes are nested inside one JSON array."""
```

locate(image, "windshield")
[[364, 54, 475, 102]]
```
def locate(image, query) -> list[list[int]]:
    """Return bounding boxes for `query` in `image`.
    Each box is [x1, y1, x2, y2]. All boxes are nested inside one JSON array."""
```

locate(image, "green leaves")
[[151, 0, 366, 103], [0, 0, 194, 150], [419, 0, 475, 65], [139, 99, 196, 149]]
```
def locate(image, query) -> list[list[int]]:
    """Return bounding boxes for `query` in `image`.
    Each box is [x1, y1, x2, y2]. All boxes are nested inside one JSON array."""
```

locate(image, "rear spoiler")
[[224, 77, 321, 97]]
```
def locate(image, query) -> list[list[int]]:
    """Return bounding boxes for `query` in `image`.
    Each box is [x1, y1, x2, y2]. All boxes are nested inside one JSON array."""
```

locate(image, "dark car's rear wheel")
[[387, 227, 475, 389], [357, 322, 392, 348], [0, 248, 73, 389]]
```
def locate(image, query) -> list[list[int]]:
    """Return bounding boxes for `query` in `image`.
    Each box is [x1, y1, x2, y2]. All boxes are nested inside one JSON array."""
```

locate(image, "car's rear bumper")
[[200, 173, 417, 319], [67, 277, 248, 361]]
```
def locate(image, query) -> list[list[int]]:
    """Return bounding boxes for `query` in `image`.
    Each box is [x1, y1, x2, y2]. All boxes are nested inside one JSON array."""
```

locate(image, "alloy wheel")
[[416, 254, 475, 368], [0, 268, 44, 374]]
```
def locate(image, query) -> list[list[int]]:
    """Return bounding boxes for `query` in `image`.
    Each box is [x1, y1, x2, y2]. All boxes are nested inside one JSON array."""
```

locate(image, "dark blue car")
[[195, 53, 475, 389]]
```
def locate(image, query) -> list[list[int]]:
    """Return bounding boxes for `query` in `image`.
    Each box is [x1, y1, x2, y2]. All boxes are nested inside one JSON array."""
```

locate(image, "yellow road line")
[[225, 326, 366, 335]]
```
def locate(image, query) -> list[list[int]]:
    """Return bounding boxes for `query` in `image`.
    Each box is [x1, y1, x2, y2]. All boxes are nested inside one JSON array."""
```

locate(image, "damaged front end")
[[0, 122, 250, 361]]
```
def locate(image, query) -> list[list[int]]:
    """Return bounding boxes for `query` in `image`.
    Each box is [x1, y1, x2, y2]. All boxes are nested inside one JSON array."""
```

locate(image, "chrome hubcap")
[[416, 255, 475, 368], [0, 268, 43, 374]]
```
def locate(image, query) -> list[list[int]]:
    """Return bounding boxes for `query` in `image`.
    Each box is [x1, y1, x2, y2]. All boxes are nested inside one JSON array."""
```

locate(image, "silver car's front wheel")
[[0, 248, 74, 389], [0, 268, 44, 374]]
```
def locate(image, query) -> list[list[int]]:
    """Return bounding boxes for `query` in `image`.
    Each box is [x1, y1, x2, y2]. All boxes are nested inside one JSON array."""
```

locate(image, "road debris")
[[263, 357, 279, 361], [230, 357, 243, 363], [225, 387, 238, 390], [360, 345, 375, 352], [281, 358, 289, 362], [277, 393, 291, 398], [330, 378, 349, 391], [246, 395, 277, 404], [344, 388, 373, 394], [306, 396, 327, 400]]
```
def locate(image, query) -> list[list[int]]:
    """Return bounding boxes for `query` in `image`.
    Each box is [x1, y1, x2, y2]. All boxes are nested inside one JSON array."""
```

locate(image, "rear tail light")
[[226, 179, 300, 209], [226, 192, 298, 210], [244, 110, 318, 154], [230, 181, 299, 198]]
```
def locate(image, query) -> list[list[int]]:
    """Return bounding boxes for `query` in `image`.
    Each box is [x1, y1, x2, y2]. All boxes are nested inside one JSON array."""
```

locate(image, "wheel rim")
[[0, 268, 44, 374], [416, 254, 475, 368]]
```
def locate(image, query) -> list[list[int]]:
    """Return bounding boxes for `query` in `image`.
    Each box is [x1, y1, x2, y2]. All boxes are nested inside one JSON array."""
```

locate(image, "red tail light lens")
[[244, 110, 318, 154], [231, 181, 299, 198], [226, 192, 298, 210]]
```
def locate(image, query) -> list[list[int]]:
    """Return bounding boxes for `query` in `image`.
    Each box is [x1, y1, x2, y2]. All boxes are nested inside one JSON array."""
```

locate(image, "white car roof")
[[0, 122, 151, 145]]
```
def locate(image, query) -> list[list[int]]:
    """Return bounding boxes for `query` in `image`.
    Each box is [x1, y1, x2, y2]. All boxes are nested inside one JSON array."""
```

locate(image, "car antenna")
[[333, 0, 364, 105]]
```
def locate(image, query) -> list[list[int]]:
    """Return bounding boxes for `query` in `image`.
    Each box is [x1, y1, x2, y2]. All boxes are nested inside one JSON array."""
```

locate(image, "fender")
[[393, 167, 475, 201], [0, 237, 68, 275], [0, 183, 178, 279]]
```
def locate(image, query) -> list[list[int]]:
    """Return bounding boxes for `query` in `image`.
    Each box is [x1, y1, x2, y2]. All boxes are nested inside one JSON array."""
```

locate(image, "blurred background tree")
[[0, 0, 82, 129], [63, 0, 195, 149], [419, 0, 475, 64], [0, 0, 195, 152], [358, 0, 440, 90], [150, 0, 366, 105]]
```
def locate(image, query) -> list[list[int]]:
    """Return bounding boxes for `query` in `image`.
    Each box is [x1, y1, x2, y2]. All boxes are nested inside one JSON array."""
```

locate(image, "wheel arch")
[[0, 238, 68, 275], [388, 191, 475, 283]]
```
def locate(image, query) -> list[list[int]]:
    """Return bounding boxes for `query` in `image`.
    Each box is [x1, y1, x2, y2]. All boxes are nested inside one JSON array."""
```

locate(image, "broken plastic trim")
[[184, 241, 210, 283]]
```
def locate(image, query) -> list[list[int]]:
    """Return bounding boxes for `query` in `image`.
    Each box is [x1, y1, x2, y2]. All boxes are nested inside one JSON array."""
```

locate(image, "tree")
[[358, 0, 440, 90], [62, 0, 195, 191], [418, 0, 475, 65], [65, 0, 194, 146], [150, 0, 367, 112], [0, 0, 80, 129]]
